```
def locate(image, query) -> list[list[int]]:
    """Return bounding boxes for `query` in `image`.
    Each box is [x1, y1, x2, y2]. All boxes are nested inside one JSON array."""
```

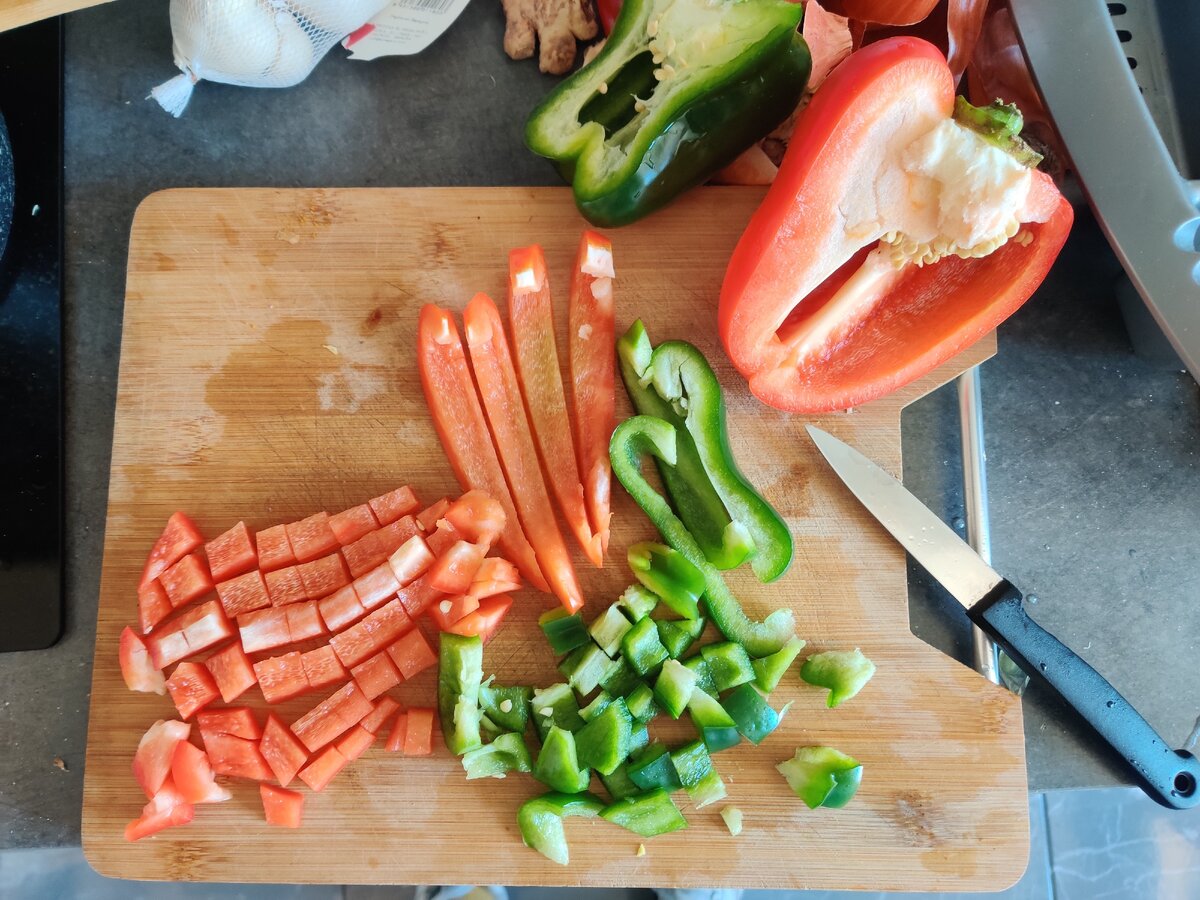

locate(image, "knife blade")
[[807, 425, 1200, 811]]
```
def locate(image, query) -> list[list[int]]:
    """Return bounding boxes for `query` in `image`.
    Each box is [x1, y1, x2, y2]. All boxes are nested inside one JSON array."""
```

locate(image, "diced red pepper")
[[214, 569, 271, 618], [165, 662, 220, 719], [196, 707, 262, 741], [318, 584, 367, 633], [159, 552, 214, 609], [417, 306, 548, 591], [237, 606, 291, 655], [351, 563, 400, 612], [350, 651, 402, 700], [254, 651, 310, 704], [369, 486, 421, 526], [444, 490, 506, 549], [297, 744, 349, 792], [329, 598, 413, 669], [445, 594, 513, 643], [403, 708, 434, 756], [201, 731, 274, 781], [336, 724, 376, 762], [361, 696, 400, 734], [464, 293, 585, 612], [120, 626, 165, 695], [291, 682, 374, 753], [428, 541, 487, 595], [265, 566, 307, 607], [133, 719, 191, 798], [416, 498, 450, 533], [297, 552, 351, 601], [386, 627, 437, 680], [507, 245, 602, 566], [568, 231, 616, 559], [205, 521, 257, 583], [260, 783, 304, 827], [260, 714, 309, 787], [427, 593, 480, 631], [137, 580, 171, 635], [255, 523, 296, 573], [203, 640, 257, 703], [425, 519, 461, 556], [285, 601, 327, 643], [342, 529, 390, 578], [385, 712, 408, 752], [468, 557, 521, 599], [124, 778, 194, 842], [171, 740, 231, 804], [377, 515, 422, 555], [300, 645, 348, 692], [140, 512, 204, 590], [328, 504, 379, 545], [149, 600, 233, 668], [396, 573, 443, 618], [388, 535, 435, 586], [286, 512, 339, 563]]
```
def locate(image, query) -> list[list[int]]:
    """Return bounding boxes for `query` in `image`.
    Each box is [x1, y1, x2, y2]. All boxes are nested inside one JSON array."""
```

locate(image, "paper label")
[[343, 0, 472, 59]]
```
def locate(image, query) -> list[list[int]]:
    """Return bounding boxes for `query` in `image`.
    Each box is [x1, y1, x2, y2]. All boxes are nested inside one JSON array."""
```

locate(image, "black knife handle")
[[969, 581, 1200, 810]]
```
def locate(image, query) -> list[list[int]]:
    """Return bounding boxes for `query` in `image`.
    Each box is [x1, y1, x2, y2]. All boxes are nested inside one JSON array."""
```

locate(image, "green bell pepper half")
[[525, 0, 810, 227], [776, 746, 863, 809], [518, 791, 606, 865], [800, 649, 876, 708], [628, 541, 705, 620], [610, 415, 795, 657]]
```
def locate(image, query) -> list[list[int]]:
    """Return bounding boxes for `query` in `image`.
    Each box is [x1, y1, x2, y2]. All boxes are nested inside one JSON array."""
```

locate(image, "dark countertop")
[[1, 0, 1197, 849]]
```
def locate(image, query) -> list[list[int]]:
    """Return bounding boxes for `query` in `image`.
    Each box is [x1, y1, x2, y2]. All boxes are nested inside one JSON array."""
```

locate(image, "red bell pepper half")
[[719, 37, 1072, 413]]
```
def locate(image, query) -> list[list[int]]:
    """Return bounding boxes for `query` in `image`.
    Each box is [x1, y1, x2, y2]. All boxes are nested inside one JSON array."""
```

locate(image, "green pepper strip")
[[609, 415, 795, 657], [518, 791, 606, 865], [627, 541, 705, 619], [618, 322, 753, 571]]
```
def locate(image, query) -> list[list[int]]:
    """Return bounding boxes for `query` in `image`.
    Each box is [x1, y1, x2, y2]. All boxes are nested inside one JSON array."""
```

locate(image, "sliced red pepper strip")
[[464, 293, 585, 613], [719, 36, 1072, 413], [508, 245, 602, 566], [417, 304, 548, 592], [568, 231, 616, 556]]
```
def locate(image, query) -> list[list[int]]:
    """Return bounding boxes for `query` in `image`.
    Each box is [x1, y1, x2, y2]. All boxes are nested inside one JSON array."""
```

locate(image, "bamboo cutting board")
[[82, 187, 1027, 891]]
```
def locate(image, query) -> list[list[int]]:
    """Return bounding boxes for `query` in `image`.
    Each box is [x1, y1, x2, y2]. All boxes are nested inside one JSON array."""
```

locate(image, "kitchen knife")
[[807, 424, 1200, 811]]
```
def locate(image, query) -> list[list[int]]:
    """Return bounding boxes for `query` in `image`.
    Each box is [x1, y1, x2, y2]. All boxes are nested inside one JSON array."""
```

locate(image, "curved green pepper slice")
[[518, 791, 606, 865], [609, 415, 795, 657], [776, 746, 863, 809]]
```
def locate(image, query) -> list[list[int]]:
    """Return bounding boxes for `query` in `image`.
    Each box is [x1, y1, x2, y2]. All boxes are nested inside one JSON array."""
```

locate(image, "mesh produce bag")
[[151, 0, 390, 117]]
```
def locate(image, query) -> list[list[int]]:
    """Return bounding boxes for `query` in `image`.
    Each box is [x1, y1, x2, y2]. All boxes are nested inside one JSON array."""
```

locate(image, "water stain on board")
[[205, 319, 336, 420], [215, 213, 240, 247], [153, 251, 176, 272]]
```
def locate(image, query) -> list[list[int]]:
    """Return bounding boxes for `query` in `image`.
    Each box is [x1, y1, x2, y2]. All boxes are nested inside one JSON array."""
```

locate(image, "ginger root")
[[501, 0, 598, 75]]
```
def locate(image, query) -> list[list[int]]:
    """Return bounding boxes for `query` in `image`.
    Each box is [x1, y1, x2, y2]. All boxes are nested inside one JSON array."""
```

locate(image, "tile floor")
[[2, 788, 1196, 900]]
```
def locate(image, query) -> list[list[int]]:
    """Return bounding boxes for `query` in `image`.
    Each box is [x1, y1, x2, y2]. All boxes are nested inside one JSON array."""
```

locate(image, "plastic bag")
[[151, 0, 390, 117]]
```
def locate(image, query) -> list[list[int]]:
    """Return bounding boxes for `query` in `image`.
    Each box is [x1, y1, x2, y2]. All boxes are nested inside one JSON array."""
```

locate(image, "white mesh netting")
[[151, 0, 390, 117]]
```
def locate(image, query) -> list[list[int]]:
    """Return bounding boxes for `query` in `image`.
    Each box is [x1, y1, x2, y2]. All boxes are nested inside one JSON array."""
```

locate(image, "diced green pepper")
[[539, 608, 590, 656], [657, 617, 706, 659], [653, 658, 697, 718], [560, 642, 620, 696], [599, 656, 642, 698], [534, 726, 591, 794], [720, 805, 743, 836], [628, 542, 705, 620], [752, 635, 807, 693], [682, 654, 718, 696], [461, 732, 533, 780], [670, 740, 727, 808], [722, 683, 783, 745], [777, 746, 863, 809], [616, 584, 660, 622], [687, 688, 741, 752], [610, 416, 795, 657], [438, 633, 484, 756], [579, 690, 614, 722], [589, 605, 634, 658], [600, 789, 688, 837], [800, 649, 876, 708], [626, 682, 660, 727], [600, 763, 641, 801], [518, 791, 605, 865], [621, 616, 670, 676], [479, 680, 532, 734], [701, 641, 755, 692], [630, 724, 650, 753], [532, 682, 586, 741], [628, 743, 682, 792], [575, 698, 633, 776]]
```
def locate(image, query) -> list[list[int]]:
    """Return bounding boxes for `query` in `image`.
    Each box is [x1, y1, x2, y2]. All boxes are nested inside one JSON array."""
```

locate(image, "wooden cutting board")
[[82, 187, 1027, 891], [0, 0, 112, 32]]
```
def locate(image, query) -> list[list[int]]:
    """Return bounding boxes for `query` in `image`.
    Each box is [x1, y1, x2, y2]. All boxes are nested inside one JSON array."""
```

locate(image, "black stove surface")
[[0, 18, 64, 651]]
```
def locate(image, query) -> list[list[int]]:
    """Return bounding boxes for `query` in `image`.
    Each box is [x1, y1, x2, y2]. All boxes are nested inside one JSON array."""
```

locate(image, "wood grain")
[[0, 0, 111, 31], [81, 187, 1025, 890]]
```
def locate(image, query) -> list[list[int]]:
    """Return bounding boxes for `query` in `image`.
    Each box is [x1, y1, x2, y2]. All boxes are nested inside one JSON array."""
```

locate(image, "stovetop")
[[0, 18, 64, 651]]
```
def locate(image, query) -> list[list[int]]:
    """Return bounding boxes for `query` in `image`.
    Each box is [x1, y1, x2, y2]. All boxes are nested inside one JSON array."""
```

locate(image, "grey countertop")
[[1, 0, 1197, 850]]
